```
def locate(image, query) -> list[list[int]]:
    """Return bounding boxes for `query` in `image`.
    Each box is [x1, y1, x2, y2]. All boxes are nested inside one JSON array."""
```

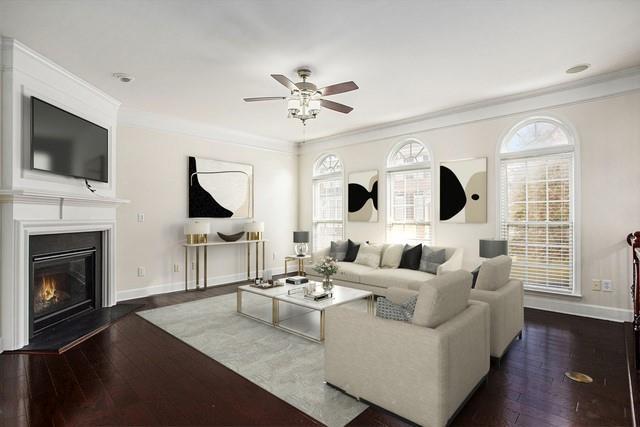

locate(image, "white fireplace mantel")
[[0, 38, 124, 352], [0, 189, 129, 207]]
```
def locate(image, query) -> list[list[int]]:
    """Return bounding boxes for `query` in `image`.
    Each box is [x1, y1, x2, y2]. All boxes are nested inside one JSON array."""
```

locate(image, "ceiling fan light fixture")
[[308, 99, 321, 115], [244, 68, 357, 125], [287, 99, 301, 115]]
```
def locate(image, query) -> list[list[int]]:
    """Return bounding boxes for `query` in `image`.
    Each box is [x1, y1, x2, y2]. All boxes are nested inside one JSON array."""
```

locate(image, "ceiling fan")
[[243, 68, 358, 125]]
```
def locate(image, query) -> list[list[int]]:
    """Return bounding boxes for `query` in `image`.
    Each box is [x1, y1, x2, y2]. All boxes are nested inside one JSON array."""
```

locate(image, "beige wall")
[[116, 126, 297, 298], [298, 92, 640, 315]]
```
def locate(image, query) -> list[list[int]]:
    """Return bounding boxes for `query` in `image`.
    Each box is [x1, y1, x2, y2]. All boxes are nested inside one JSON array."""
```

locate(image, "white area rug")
[[137, 292, 368, 426]]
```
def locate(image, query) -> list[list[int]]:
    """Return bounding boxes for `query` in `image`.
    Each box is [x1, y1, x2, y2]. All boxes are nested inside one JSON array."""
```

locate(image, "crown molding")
[[1, 36, 121, 108], [118, 107, 297, 155], [298, 66, 640, 154]]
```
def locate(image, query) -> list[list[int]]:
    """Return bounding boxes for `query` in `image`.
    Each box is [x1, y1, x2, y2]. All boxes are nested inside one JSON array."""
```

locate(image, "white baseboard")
[[116, 267, 287, 302], [524, 294, 632, 323]]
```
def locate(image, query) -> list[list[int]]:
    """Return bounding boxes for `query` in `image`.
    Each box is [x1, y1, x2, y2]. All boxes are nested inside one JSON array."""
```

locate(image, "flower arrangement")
[[313, 256, 339, 277]]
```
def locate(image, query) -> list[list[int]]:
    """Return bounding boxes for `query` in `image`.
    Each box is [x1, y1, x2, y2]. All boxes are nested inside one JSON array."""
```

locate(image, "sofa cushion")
[[419, 246, 446, 274], [360, 268, 434, 289], [399, 244, 422, 270], [354, 243, 383, 268], [412, 270, 472, 328], [343, 239, 361, 262], [332, 261, 375, 283], [375, 295, 418, 321], [380, 244, 404, 268], [475, 255, 512, 291], [329, 240, 348, 261]]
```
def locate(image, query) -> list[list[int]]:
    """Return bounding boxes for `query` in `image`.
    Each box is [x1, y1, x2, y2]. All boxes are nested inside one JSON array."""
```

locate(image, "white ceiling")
[[1, 0, 639, 143]]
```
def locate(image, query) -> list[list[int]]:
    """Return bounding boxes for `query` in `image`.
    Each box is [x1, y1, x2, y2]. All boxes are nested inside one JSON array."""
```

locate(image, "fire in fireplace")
[[37, 275, 68, 310], [29, 232, 102, 338]]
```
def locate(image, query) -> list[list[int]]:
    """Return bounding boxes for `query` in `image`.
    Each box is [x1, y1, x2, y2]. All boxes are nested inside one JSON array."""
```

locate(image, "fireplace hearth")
[[29, 232, 102, 338]]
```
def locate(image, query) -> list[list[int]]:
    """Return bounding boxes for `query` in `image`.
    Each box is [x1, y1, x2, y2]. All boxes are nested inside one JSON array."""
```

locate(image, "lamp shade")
[[184, 221, 210, 235], [244, 221, 264, 233], [293, 231, 309, 243], [479, 239, 508, 258]]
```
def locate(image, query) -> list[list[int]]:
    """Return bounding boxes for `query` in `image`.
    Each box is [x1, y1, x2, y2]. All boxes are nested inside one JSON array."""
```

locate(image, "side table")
[[284, 255, 311, 276]]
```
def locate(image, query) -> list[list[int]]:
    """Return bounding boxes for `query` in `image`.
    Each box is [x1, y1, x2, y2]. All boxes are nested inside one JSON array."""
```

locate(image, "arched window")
[[498, 117, 577, 295], [312, 154, 344, 251], [386, 139, 433, 244]]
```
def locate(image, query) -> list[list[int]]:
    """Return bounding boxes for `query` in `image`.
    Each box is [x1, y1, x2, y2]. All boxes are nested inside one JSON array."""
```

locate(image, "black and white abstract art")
[[348, 170, 378, 222], [440, 158, 487, 223], [188, 156, 253, 218]]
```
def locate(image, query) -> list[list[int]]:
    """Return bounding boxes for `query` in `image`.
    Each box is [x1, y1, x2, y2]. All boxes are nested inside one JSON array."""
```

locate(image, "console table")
[[182, 239, 267, 291]]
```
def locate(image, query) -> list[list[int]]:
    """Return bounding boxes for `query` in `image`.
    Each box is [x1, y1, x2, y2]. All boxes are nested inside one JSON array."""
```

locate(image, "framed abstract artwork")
[[440, 158, 487, 223], [188, 156, 253, 218], [348, 169, 378, 222]]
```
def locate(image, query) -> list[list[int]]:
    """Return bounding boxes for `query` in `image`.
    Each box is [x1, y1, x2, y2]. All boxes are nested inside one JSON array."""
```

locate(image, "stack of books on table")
[[286, 275, 308, 285]]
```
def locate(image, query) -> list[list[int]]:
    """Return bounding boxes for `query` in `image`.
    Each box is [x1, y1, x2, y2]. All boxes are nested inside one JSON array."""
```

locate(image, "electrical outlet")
[[191, 261, 196, 270], [592, 279, 601, 291], [137, 213, 145, 223], [137, 266, 146, 277], [173, 264, 180, 273], [602, 279, 613, 292]]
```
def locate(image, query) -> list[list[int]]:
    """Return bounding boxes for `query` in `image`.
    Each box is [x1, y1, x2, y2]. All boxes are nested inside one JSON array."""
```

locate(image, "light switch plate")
[[137, 213, 145, 223], [592, 279, 601, 291], [602, 279, 613, 292]]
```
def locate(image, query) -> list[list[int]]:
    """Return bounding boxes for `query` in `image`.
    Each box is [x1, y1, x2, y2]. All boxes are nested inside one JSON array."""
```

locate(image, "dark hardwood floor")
[[0, 283, 631, 426]]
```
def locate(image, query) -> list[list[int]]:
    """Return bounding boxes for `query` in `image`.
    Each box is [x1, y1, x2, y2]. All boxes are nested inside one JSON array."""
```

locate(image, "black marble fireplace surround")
[[29, 232, 102, 338]]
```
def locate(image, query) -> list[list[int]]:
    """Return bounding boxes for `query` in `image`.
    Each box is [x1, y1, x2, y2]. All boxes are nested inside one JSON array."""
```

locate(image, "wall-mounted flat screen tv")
[[30, 97, 109, 183]]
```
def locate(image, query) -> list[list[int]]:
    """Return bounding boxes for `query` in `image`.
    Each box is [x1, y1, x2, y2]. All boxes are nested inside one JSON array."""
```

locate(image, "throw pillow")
[[376, 295, 418, 321], [398, 244, 422, 270], [329, 240, 348, 261], [343, 239, 361, 262], [380, 244, 404, 268], [354, 244, 383, 268], [419, 246, 447, 274], [475, 255, 512, 291], [471, 266, 481, 288]]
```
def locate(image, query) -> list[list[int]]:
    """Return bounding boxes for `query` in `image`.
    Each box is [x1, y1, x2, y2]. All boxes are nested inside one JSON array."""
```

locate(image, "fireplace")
[[29, 232, 102, 338]]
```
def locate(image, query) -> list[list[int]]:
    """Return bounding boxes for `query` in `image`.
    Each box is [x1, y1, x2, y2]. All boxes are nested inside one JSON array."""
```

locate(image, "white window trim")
[[495, 115, 581, 297], [312, 153, 345, 251], [385, 138, 435, 245]]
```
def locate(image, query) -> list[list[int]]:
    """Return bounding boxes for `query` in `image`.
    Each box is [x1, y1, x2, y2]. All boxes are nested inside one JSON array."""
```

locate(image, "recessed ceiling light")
[[113, 72, 135, 83], [566, 64, 590, 74]]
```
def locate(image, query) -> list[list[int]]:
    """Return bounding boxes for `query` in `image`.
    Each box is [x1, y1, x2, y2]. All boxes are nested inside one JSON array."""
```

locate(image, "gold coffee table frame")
[[236, 283, 374, 342]]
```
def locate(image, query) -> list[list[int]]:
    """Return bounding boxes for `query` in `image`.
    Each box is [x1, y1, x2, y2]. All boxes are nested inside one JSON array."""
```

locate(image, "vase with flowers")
[[313, 256, 339, 290]]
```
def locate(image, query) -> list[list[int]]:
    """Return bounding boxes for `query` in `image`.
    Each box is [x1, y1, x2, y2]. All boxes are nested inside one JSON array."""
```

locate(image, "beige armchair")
[[470, 255, 524, 362], [324, 271, 490, 427]]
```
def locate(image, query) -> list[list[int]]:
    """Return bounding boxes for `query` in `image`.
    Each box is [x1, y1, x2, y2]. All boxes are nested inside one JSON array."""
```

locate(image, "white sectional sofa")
[[306, 245, 464, 296], [325, 270, 490, 427]]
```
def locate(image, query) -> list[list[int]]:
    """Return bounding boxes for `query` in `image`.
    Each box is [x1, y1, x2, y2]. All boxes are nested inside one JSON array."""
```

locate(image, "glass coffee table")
[[237, 282, 374, 342]]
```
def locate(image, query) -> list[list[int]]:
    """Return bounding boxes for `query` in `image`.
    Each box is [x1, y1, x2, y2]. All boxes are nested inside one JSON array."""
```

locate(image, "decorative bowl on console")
[[217, 231, 245, 242]]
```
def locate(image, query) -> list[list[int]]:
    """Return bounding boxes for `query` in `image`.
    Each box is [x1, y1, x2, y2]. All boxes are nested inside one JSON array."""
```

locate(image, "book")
[[286, 275, 309, 285]]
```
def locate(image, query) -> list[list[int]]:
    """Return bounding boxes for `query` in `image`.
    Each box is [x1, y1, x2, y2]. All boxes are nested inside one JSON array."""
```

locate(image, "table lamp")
[[184, 221, 210, 244], [293, 231, 309, 257], [244, 221, 264, 240], [479, 239, 508, 258]]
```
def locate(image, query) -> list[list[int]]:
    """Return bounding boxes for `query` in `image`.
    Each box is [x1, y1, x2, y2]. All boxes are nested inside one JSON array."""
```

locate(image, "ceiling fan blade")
[[243, 96, 286, 102], [271, 74, 298, 92], [319, 81, 359, 96], [320, 99, 353, 114]]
